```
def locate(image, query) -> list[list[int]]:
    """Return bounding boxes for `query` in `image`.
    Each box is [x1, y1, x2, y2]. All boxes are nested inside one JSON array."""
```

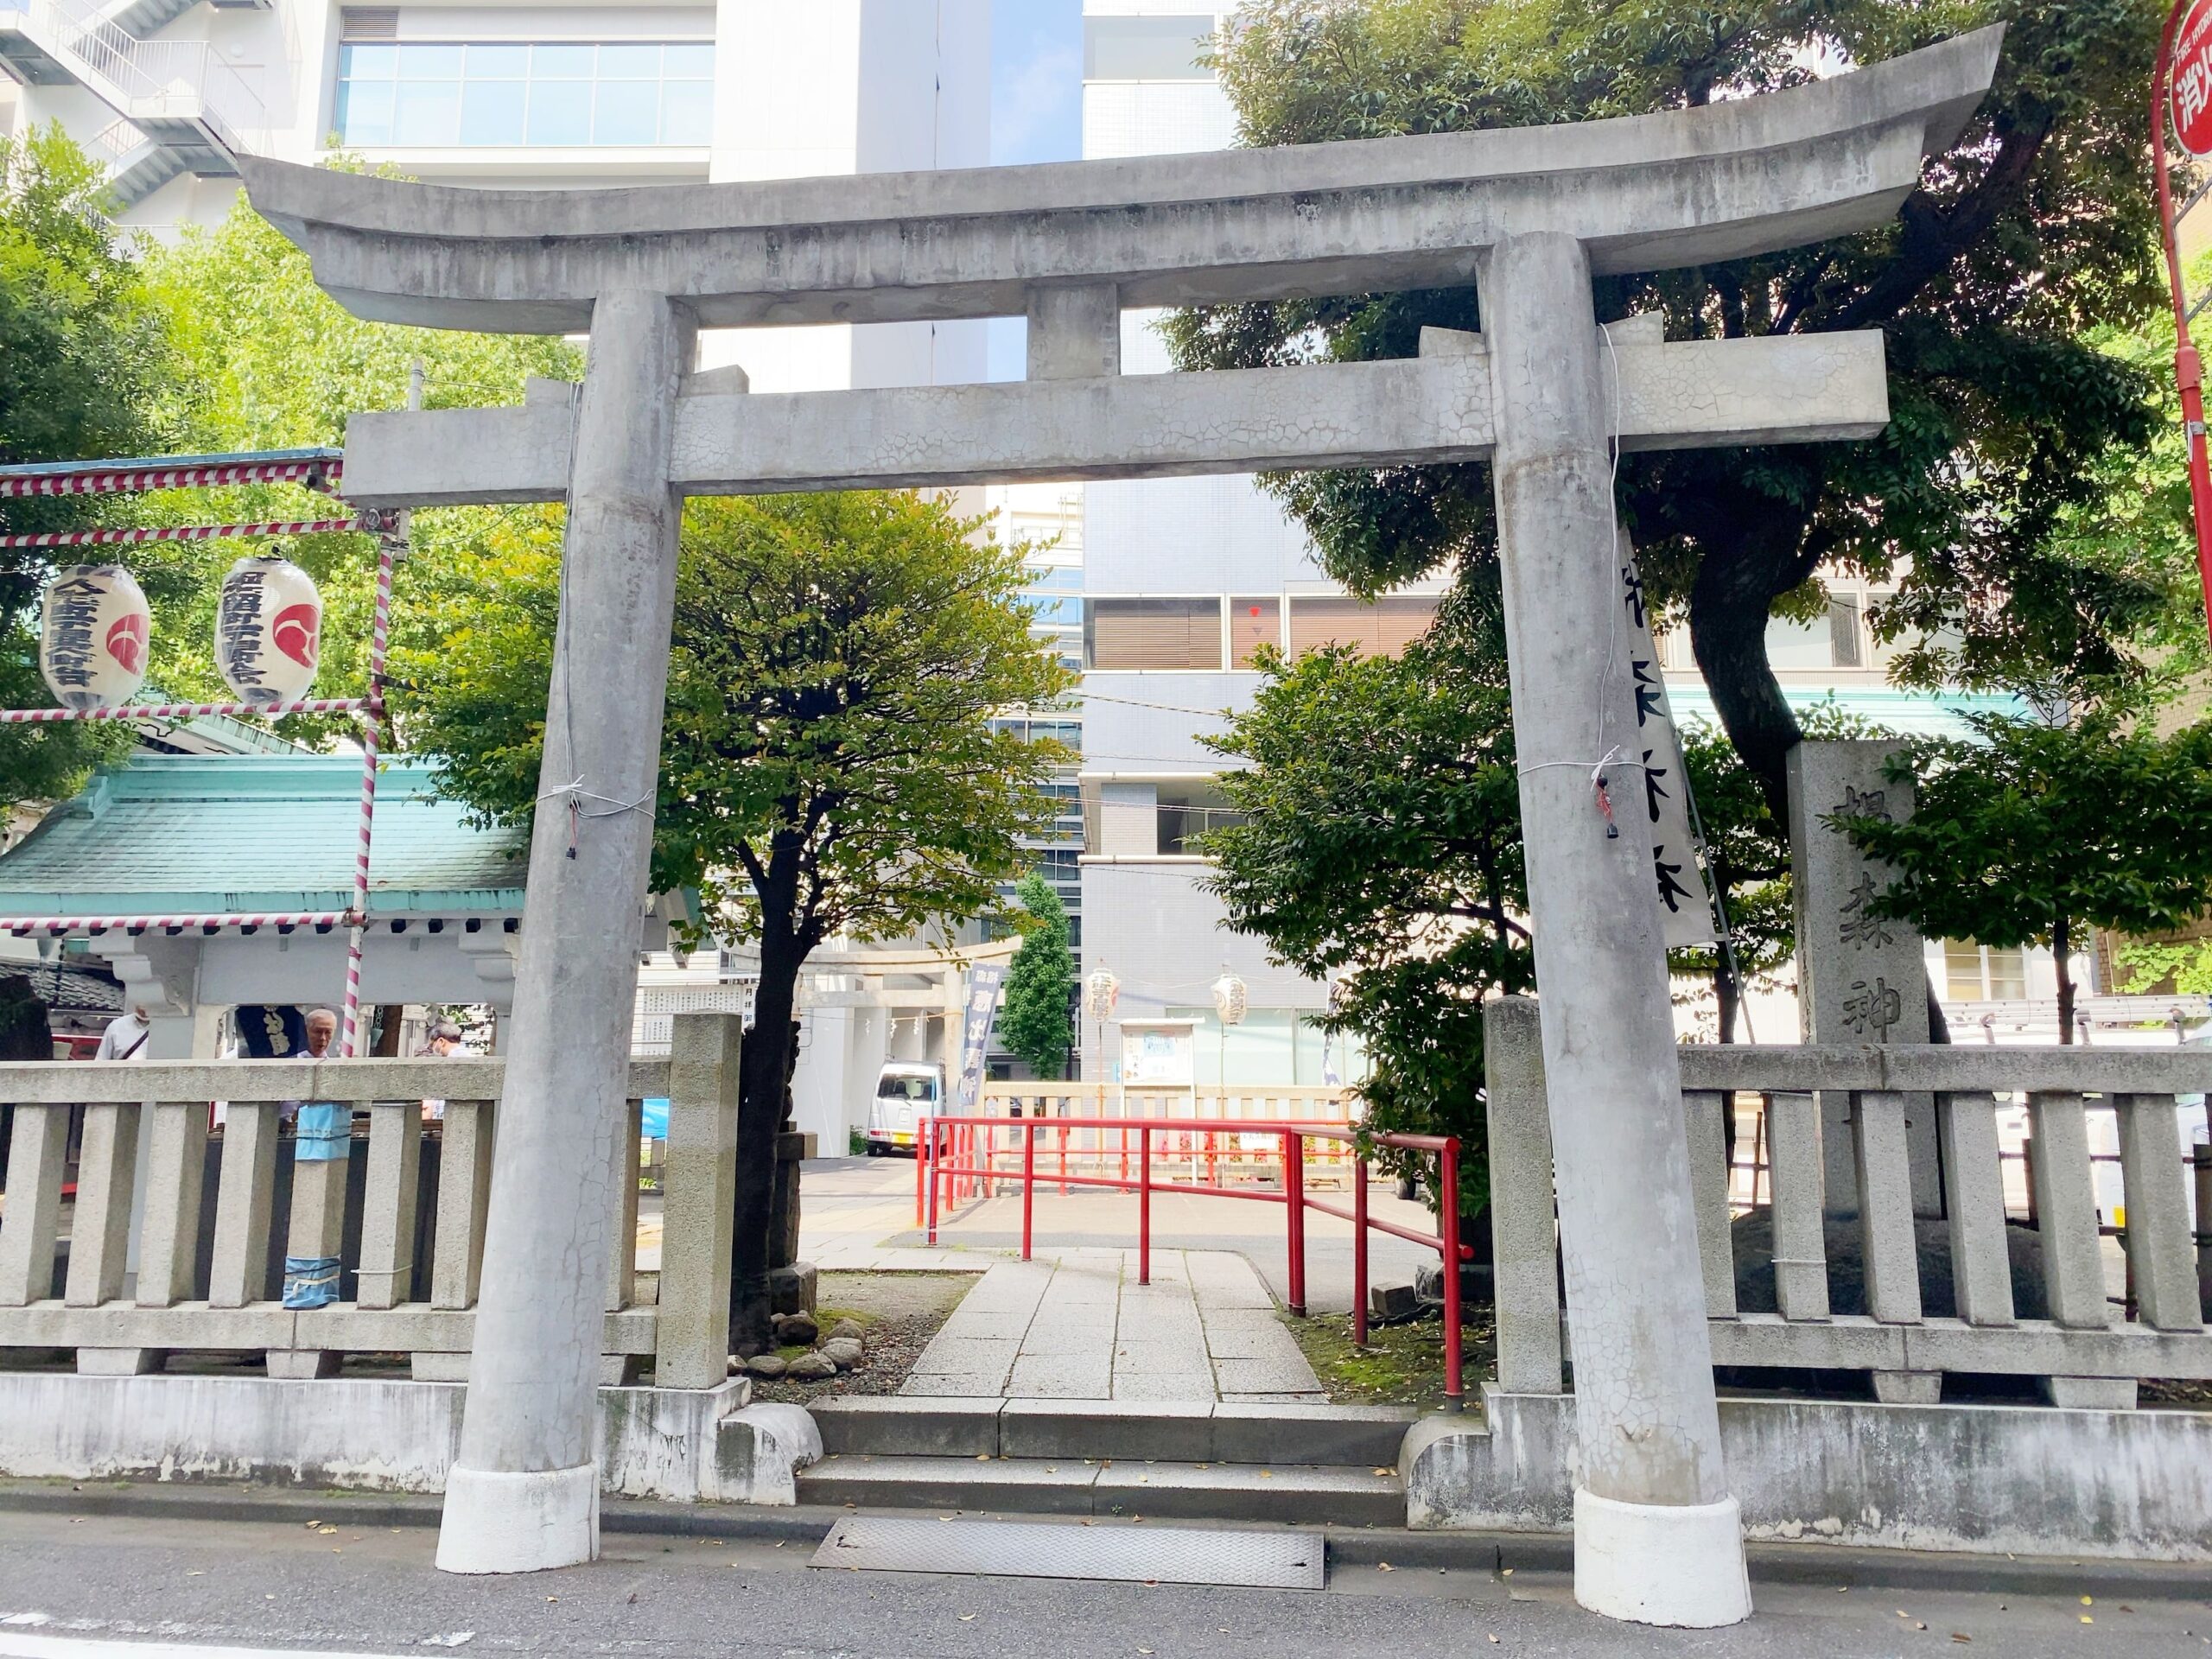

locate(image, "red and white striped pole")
[[0, 517, 362, 550], [340, 537, 397, 1058], [0, 458, 341, 498], [0, 697, 374, 724]]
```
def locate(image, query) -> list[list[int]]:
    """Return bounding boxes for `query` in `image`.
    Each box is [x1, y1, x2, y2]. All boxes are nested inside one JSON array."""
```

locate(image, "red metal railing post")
[[915, 1121, 925, 1228], [1352, 1151, 1370, 1347], [1138, 1122, 1152, 1287], [1284, 1128, 1307, 1318], [1440, 1136, 1464, 1409], [1021, 1118, 1036, 1262], [926, 1117, 942, 1246]]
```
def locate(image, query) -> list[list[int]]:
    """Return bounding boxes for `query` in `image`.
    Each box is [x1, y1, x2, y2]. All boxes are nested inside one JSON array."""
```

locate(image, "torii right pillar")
[[1486, 229, 1751, 1626]]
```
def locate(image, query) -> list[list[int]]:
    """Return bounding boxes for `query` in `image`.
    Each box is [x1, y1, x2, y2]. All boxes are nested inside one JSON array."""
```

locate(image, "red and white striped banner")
[[0, 697, 376, 724], [0, 518, 363, 550], [3, 911, 354, 937], [0, 460, 341, 499]]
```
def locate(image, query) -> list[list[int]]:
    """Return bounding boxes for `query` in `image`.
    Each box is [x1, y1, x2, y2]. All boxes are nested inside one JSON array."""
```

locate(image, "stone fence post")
[[656, 1012, 741, 1389]]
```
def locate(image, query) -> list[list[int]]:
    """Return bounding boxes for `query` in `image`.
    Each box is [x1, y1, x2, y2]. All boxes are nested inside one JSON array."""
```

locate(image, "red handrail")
[[918, 1111, 1465, 1406]]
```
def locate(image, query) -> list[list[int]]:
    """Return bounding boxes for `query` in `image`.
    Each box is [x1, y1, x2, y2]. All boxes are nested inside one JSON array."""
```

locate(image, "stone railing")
[[1485, 998, 2212, 1408], [0, 1012, 741, 1389]]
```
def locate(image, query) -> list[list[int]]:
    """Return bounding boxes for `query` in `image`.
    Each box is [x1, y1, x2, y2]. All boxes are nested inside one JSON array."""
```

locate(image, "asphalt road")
[[0, 1508, 2206, 1659]]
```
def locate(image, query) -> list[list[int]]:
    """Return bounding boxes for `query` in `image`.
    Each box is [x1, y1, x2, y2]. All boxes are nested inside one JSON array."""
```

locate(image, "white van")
[[865, 1061, 945, 1156]]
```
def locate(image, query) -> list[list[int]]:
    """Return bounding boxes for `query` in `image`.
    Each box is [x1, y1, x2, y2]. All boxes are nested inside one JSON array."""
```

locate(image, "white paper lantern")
[[40, 563, 150, 711], [216, 554, 322, 709], [1084, 968, 1120, 1022], [1211, 970, 1249, 1028]]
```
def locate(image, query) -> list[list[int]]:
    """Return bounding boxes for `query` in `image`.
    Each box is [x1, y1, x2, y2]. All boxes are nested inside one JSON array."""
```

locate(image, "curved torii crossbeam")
[[241, 27, 2002, 1624]]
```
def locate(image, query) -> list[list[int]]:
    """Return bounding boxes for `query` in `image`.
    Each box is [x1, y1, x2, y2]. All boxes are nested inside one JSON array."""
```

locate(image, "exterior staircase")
[[804, 1396, 1419, 1528], [0, 0, 260, 209]]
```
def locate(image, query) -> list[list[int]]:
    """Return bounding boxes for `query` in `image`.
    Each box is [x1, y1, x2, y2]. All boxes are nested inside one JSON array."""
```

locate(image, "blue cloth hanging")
[[282, 1255, 340, 1309], [294, 1101, 351, 1160]]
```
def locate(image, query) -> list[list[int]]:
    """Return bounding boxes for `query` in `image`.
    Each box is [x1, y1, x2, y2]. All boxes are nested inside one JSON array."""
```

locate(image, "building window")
[[335, 41, 715, 148], [1087, 598, 1224, 671], [1286, 594, 1438, 658], [1083, 15, 1216, 80], [1230, 596, 1281, 668], [1828, 594, 1865, 668], [1943, 941, 2028, 1001]]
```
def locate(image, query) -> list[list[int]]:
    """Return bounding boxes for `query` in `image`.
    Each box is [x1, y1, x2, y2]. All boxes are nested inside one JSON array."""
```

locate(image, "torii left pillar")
[[436, 289, 694, 1573]]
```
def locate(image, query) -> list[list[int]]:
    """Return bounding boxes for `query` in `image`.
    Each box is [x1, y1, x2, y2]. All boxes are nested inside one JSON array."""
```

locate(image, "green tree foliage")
[[999, 872, 1077, 1079], [402, 492, 1071, 1344], [1170, 0, 2175, 817], [2113, 936, 2212, 996], [1836, 712, 2212, 1040], [1200, 608, 1529, 1216], [0, 128, 184, 804], [140, 185, 579, 745]]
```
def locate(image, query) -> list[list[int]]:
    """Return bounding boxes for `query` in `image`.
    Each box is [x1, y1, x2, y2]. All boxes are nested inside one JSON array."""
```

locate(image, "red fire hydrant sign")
[[2175, 0, 2212, 155]]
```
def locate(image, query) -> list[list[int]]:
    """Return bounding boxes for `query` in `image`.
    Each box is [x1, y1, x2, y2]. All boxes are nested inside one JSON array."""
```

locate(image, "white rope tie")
[[537, 777, 657, 859]]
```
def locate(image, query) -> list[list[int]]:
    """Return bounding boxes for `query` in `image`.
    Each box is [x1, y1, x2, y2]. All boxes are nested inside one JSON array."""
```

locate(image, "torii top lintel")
[[243, 27, 2000, 336]]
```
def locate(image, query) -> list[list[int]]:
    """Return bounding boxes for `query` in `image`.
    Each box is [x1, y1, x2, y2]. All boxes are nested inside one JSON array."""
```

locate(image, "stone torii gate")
[[243, 25, 1999, 1625]]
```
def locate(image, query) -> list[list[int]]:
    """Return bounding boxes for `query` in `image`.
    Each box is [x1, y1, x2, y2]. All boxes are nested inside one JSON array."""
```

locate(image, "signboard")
[[2174, 0, 2212, 156], [950, 962, 1006, 1116], [1121, 1021, 1195, 1086], [1618, 542, 1718, 947]]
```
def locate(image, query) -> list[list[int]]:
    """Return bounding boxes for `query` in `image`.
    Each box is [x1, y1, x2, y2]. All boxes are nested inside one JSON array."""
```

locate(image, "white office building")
[[0, 0, 990, 391]]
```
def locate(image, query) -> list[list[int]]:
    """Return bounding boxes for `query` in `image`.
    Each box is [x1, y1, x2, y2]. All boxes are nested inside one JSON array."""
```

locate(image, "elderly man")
[[93, 1002, 152, 1061]]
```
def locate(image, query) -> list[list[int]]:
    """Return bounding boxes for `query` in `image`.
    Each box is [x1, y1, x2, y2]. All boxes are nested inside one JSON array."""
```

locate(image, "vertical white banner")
[[953, 962, 1007, 1114], [1618, 538, 1718, 947]]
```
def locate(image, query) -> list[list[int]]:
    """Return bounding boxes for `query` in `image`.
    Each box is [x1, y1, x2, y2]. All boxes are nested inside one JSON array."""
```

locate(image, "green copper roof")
[[0, 754, 524, 919]]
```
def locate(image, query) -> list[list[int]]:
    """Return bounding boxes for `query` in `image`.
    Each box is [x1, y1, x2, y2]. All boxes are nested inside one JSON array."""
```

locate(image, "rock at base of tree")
[[820, 1337, 864, 1370], [1414, 1260, 1497, 1313], [827, 1317, 866, 1342], [743, 1353, 788, 1378], [769, 1262, 818, 1317], [1727, 1208, 2050, 1320], [785, 1351, 837, 1381], [1369, 1281, 1421, 1323], [774, 1310, 821, 1346]]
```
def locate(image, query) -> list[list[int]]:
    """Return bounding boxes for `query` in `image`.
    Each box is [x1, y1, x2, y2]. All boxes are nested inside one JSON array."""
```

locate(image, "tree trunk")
[[1714, 956, 1739, 1046], [729, 926, 800, 1352], [2053, 917, 2076, 1046], [1688, 556, 1803, 823]]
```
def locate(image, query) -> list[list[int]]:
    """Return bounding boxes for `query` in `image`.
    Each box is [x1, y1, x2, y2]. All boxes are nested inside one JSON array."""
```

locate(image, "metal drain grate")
[[810, 1515, 1324, 1590]]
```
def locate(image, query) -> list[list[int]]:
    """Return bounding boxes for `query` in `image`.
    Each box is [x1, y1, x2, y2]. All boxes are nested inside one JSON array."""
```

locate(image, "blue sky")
[[985, 0, 1084, 377], [990, 0, 1084, 168]]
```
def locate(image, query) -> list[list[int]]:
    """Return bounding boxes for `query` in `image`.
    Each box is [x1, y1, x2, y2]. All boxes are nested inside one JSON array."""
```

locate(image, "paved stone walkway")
[[901, 1249, 1324, 1402]]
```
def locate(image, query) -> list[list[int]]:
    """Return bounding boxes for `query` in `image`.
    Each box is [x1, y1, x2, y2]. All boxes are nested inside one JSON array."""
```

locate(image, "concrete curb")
[[3, 1479, 2209, 1601]]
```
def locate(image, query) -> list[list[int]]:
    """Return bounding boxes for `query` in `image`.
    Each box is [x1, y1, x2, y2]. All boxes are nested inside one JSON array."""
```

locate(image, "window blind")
[[1088, 599, 1223, 671], [1286, 594, 1438, 658]]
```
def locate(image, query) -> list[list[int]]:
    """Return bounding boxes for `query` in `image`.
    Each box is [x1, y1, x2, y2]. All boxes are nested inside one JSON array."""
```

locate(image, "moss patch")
[[1280, 1306, 1497, 1409]]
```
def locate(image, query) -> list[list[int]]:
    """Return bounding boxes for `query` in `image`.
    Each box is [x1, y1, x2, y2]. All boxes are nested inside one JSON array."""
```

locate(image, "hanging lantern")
[[40, 563, 150, 711], [1084, 968, 1120, 1022], [216, 554, 321, 709], [1211, 970, 1249, 1028]]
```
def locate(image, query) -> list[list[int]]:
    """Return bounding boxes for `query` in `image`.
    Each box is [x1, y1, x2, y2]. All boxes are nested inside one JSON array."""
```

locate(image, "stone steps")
[[797, 1452, 1406, 1528], [802, 1396, 1419, 1529], [813, 1395, 1416, 1465]]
